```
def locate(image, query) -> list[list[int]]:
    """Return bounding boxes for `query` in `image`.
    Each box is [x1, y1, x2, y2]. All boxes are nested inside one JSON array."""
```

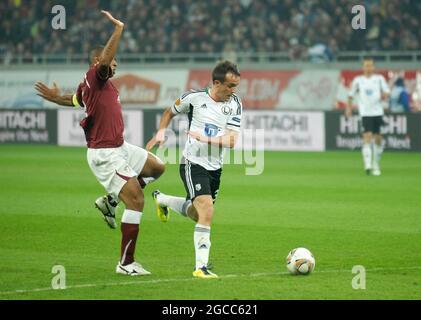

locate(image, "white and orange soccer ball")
[[286, 248, 315, 275]]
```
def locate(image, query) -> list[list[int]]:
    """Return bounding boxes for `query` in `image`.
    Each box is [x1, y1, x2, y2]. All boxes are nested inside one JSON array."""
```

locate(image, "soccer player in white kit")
[[146, 61, 242, 278], [346, 58, 390, 176]]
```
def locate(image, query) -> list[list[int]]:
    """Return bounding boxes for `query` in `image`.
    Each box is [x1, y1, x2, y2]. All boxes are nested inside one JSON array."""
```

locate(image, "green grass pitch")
[[0, 145, 420, 299]]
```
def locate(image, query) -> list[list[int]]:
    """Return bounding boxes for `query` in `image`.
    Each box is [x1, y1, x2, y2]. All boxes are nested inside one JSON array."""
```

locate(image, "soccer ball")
[[286, 247, 315, 275]]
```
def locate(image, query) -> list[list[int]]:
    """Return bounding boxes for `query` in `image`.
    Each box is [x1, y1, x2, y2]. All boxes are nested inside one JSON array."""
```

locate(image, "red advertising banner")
[[112, 74, 161, 104], [2, 68, 419, 111]]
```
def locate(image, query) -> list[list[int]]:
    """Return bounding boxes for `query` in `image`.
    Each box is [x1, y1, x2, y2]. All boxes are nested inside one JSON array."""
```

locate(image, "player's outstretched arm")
[[35, 81, 74, 107], [188, 130, 239, 149], [97, 10, 124, 79], [146, 108, 176, 150]]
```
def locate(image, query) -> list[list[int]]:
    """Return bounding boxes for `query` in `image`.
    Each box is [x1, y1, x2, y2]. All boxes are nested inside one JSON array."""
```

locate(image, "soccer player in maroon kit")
[[35, 11, 165, 275]]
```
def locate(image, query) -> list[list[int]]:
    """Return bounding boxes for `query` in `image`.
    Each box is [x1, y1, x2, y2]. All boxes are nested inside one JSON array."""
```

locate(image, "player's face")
[[363, 60, 375, 75], [110, 58, 117, 77], [215, 72, 241, 101], [92, 56, 117, 77]]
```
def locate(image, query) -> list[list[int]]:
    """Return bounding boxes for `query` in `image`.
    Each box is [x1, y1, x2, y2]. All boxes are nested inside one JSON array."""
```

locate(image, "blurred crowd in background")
[[1, 0, 421, 62]]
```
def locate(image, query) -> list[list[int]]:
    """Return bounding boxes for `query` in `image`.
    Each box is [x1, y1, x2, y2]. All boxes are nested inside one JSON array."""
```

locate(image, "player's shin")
[[157, 193, 191, 217], [194, 224, 211, 270], [120, 209, 142, 265], [362, 143, 373, 170], [373, 143, 383, 170]]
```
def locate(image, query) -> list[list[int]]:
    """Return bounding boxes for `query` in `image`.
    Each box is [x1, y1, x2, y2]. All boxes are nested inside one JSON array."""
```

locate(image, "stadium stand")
[[1, 0, 421, 64]]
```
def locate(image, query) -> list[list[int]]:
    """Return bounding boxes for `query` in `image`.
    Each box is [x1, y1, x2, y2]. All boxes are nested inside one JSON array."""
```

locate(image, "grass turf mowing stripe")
[[1, 266, 420, 296]]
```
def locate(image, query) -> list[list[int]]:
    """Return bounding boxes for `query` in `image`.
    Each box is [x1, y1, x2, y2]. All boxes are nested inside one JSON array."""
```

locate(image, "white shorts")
[[87, 141, 148, 198]]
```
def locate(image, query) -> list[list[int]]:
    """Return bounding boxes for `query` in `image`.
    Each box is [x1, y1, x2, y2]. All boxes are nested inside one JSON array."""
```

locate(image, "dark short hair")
[[212, 60, 240, 83], [89, 45, 104, 63], [395, 77, 404, 86]]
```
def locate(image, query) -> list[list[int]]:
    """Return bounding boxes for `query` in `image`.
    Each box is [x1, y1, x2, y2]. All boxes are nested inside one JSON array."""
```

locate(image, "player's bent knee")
[[363, 132, 372, 143], [150, 152, 165, 169], [142, 153, 166, 179], [194, 196, 213, 209], [119, 179, 144, 211], [133, 195, 144, 209], [123, 194, 144, 211], [374, 134, 382, 144], [193, 196, 214, 223]]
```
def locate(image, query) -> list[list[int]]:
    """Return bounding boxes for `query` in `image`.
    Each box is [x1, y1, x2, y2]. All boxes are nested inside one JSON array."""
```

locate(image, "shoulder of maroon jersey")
[[87, 65, 97, 74], [84, 65, 96, 81]]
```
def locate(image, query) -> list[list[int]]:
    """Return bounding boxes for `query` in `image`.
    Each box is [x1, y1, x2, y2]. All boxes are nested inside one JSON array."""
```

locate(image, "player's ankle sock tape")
[[181, 200, 192, 217], [195, 224, 211, 233]]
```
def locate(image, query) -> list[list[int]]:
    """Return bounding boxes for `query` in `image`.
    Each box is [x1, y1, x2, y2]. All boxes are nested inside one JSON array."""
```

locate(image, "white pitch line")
[[1, 266, 420, 296]]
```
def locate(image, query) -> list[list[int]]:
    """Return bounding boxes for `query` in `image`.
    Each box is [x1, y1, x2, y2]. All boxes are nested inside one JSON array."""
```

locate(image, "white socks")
[[362, 143, 383, 171], [142, 177, 156, 185], [362, 143, 372, 170], [372, 143, 383, 170], [121, 209, 142, 224], [194, 224, 211, 270], [156, 192, 211, 270], [120, 210, 142, 266], [157, 193, 191, 217]]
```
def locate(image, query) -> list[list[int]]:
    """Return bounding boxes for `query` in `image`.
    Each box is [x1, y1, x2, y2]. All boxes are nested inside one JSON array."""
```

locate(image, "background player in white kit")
[[146, 61, 242, 279], [346, 58, 390, 176]]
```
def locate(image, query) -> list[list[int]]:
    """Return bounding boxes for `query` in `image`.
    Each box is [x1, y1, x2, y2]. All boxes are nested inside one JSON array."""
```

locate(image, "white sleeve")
[[380, 76, 390, 94], [171, 92, 192, 114], [227, 95, 242, 132], [348, 78, 359, 98]]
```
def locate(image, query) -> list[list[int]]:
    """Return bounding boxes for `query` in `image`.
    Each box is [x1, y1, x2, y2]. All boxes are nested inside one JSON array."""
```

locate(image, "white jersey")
[[349, 74, 390, 117], [171, 88, 242, 170]]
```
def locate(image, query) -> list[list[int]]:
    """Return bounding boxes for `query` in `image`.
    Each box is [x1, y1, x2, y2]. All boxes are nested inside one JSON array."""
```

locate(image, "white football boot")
[[372, 160, 381, 176], [116, 261, 151, 276], [94, 195, 117, 229], [372, 169, 381, 176]]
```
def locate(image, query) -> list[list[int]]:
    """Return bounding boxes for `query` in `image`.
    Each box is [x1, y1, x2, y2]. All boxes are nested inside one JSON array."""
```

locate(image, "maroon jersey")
[[76, 65, 124, 148]]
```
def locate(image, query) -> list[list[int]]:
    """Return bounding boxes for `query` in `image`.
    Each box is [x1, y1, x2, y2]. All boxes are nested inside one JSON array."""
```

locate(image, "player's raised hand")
[[146, 129, 166, 150], [101, 10, 124, 28], [34, 81, 60, 101]]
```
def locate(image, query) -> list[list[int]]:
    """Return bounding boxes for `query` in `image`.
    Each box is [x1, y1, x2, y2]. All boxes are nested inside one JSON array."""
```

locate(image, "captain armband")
[[72, 94, 81, 108]]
